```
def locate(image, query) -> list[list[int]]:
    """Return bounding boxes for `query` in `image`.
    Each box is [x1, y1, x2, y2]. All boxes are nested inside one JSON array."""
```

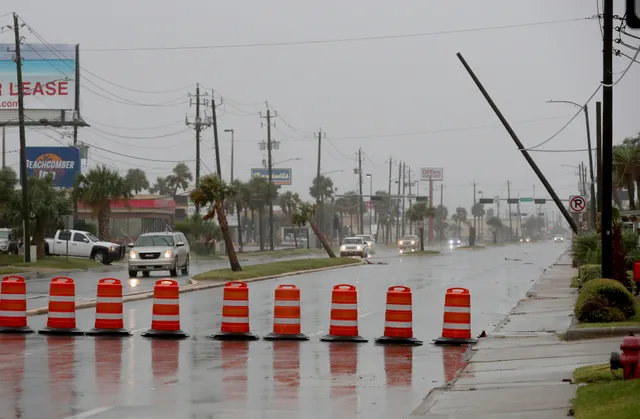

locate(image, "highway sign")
[[520, 197, 533, 203], [370, 195, 383, 201], [534, 198, 546, 204], [479, 198, 494, 204], [507, 198, 519, 204], [416, 196, 428, 203], [569, 195, 586, 213]]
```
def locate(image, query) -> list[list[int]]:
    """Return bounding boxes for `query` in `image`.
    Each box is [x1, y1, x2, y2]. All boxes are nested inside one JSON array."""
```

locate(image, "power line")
[[53, 17, 594, 53], [87, 126, 191, 140], [83, 116, 184, 131]]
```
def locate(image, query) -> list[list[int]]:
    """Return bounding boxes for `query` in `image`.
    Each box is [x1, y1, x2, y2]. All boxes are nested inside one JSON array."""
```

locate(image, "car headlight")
[[340, 245, 346, 251], [109, 246, 115, 252], [449, 239, 453, 244], [164, 250, 173, 258], [129, 251, 137, 259], [410, 241, 415, 245], [398, 241, 402, 245], [356, 245, 362, 250]]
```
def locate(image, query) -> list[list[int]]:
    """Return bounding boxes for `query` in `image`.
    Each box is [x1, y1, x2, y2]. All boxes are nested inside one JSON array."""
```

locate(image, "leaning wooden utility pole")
[[13, 13, 30, 263]]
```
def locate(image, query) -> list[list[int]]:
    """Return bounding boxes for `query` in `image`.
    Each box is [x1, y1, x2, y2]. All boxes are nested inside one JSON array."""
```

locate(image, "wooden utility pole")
[[315, 129, 325, 244], [439, 184, 444, 243], [13, 13, 30, 263], [259, 107, 277, 251], [395, 161, 401, 241], [601, 0, 613, 278], [1, 126, 5, 168], [387, 157, 392, 244], [186, 84, 211, 214], [358, 147, 364, 234], [596, 101, 602, 213], [73, 44, 80, 225], [408, 168, 412, 235], [401, 163, 406, 236], [211, 93, 222, 178], [507, 181, 513, 241]]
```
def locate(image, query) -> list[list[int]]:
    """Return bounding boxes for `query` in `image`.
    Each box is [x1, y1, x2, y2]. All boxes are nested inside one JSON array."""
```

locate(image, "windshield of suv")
[[136, 235, 175, 247], [401, 236, 418, 241], [343, 238, 363, 245], [0, 231, 9, 239], [357, 235, 373, 241]]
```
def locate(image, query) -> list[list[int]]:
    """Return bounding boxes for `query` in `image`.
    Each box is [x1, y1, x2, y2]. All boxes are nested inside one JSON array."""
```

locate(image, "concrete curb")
[[564, 325, 640, 341], [6, 264, 123, 280], [26, 260, 364, 316]]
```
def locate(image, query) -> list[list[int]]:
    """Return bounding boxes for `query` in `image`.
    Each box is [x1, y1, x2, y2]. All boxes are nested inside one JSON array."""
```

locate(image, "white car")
[[553, 236, 564, 243], [355, 234, 376, 254], [398, 235, 419, 253], [340, 237, 370, 258]]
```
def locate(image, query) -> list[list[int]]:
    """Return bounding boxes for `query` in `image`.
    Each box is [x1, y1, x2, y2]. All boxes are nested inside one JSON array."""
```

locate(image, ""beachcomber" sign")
[[250, 168, 292, 185]]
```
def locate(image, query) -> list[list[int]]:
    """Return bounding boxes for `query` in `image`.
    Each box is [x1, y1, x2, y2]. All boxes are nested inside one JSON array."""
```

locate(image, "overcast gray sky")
[[1, 1, 637, 216]]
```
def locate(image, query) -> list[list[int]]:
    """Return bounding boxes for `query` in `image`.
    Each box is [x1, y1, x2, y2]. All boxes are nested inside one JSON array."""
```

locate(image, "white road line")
[[64, 407, 113, 419], [359, 312, 373, 318]]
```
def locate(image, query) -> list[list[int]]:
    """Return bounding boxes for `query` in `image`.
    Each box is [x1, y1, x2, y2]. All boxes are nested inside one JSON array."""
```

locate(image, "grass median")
[[242, 248, 327, 258], [193, 257, 362, 281], [401, 250, 441, 256], [572, 364, 640, 418], [456, 245, 486, 250], [0, 254, 103, 270]]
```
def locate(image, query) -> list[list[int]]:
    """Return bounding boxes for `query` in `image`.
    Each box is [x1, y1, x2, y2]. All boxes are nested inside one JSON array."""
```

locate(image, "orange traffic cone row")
[[375, 286, 423, 345], [86, 278, 132, 336], [141, 279, 189, 339], [433, 287, 477, 345], [0, 276, 33, 334], [320, 284, 368, 342], [38, 277, 84, 335], [264, 284, 309, 341], [211, 282, 258, 341]]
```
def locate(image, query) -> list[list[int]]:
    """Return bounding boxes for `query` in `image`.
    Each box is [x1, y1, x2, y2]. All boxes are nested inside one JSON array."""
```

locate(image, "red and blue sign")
[[23, 146, 81, 188]]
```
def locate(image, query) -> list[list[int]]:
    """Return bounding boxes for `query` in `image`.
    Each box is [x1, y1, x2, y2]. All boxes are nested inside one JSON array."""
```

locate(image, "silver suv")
[[128, 232, 190, 278], [355, 234, 376, 254], [340, 237, 370, 258]]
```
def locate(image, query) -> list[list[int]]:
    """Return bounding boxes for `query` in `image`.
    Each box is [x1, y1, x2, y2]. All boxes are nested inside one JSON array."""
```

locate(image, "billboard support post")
[[13, 13, 31, 263]]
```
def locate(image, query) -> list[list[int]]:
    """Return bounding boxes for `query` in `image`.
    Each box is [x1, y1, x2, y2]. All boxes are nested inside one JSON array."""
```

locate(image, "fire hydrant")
[[610, 332, 640, 380]]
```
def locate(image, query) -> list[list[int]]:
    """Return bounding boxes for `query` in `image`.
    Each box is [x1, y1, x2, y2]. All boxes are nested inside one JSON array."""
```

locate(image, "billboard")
[[250, 168, 292, 185], [420, 167, 444, 181], [23, 146, 81, 188], [0, 43, 75, 110]]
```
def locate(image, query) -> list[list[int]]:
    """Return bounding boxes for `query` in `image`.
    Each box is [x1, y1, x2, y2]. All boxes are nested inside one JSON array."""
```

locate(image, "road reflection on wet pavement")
[[0, 243, 568, 419]]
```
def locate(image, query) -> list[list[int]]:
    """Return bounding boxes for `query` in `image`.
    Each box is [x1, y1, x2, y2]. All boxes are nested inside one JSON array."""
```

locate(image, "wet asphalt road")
[[0, 242, 568, 419], [22, 253, 330, 310]]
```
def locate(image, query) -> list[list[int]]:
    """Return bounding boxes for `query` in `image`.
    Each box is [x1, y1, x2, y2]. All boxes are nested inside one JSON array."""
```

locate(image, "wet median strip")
[[399, 250, 441, 256], [193, 257, 362, 281]]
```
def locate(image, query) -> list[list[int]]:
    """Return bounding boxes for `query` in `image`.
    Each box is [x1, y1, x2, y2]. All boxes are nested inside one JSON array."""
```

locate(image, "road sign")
[[479, 198, 494, 204], [416, 196, 428, 203], [507, 198, 518, 204], [534, 198, 546, 204], [569, 195, 586, 213], [520, 197, 533, 203]]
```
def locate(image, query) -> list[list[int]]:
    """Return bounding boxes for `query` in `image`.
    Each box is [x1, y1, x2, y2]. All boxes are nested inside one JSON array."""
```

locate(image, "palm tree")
[[309, 175, 335, 202], [434, 204, 449, 242], [230, 179, 247, 251], [73, 165, 132, 240], [190, 174, 242, 271], [0, 167, 18, 218], [407, 203, 436, 250], [279, 191, 302, 222], [125, 168, 149, 194], [293, 202, 336, 257], [613, 140, 638, 210], [2, 175, 71, 258], [149, 176, 173, 196], [167, 162, 193, 196], [452, 206, 468, 239]]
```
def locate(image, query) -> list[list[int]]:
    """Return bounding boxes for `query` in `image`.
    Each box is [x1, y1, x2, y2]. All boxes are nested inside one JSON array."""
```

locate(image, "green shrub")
[[586, 247, 602, 264], [575, 278, 637, 323], [622, 230, 639, 253], [579, 264, 602, 286], [625, 247, 640, 270], [571, 232, 599, 264]]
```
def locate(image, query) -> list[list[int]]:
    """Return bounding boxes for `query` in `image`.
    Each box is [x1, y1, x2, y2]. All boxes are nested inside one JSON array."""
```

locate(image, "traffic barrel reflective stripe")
[[320, 284, 367, 342], [0, 275, 33, 333], [141, 279, 188, 339], [87, 278, 131, 336], [434, 287, 476, 345], [264, 284, 308, 341], [211, 282, 258, 341], [38, 277, 84, 335], [375, 285, 423, 345]]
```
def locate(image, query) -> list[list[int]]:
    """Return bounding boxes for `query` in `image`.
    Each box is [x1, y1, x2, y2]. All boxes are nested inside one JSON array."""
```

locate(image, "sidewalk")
[[409, 252, 623, 419]]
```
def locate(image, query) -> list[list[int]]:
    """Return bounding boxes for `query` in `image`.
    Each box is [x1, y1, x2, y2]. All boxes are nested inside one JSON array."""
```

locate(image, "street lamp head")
[[366, 173, 372, 178]]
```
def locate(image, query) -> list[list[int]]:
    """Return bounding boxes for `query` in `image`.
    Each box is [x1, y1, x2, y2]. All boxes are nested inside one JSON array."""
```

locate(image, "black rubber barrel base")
[[209, 332, 259, 341], [375, 335, 424, 346], [141, 329, 189, 339], [0, 326, 34, 334], [263, 332, 309, 341], [86, 328, 133, 337], [319, 334, 368, 343], [433, 336, 477, 345], [38, 327, 85, 336]]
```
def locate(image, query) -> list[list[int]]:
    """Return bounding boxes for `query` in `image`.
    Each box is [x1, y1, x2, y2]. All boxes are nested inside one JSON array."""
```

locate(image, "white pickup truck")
[[44, 229, 123, 264]]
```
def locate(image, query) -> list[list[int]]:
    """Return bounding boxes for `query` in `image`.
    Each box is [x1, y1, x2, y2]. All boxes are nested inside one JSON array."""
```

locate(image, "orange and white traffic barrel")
[[38, 277, 84, 335], [433, 287, 476, 345], [375, 285, 422, 345], [320, 284, 367, 342], [0, 275, 33, 333], [141, 279, 188, 339], [211, 281, 258, 340], [264, 284, 308, 341], [86, 278, 132, 336]]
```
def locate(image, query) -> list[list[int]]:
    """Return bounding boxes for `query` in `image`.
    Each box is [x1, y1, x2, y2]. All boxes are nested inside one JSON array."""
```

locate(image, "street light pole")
[[547, 100, 596, 230]]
